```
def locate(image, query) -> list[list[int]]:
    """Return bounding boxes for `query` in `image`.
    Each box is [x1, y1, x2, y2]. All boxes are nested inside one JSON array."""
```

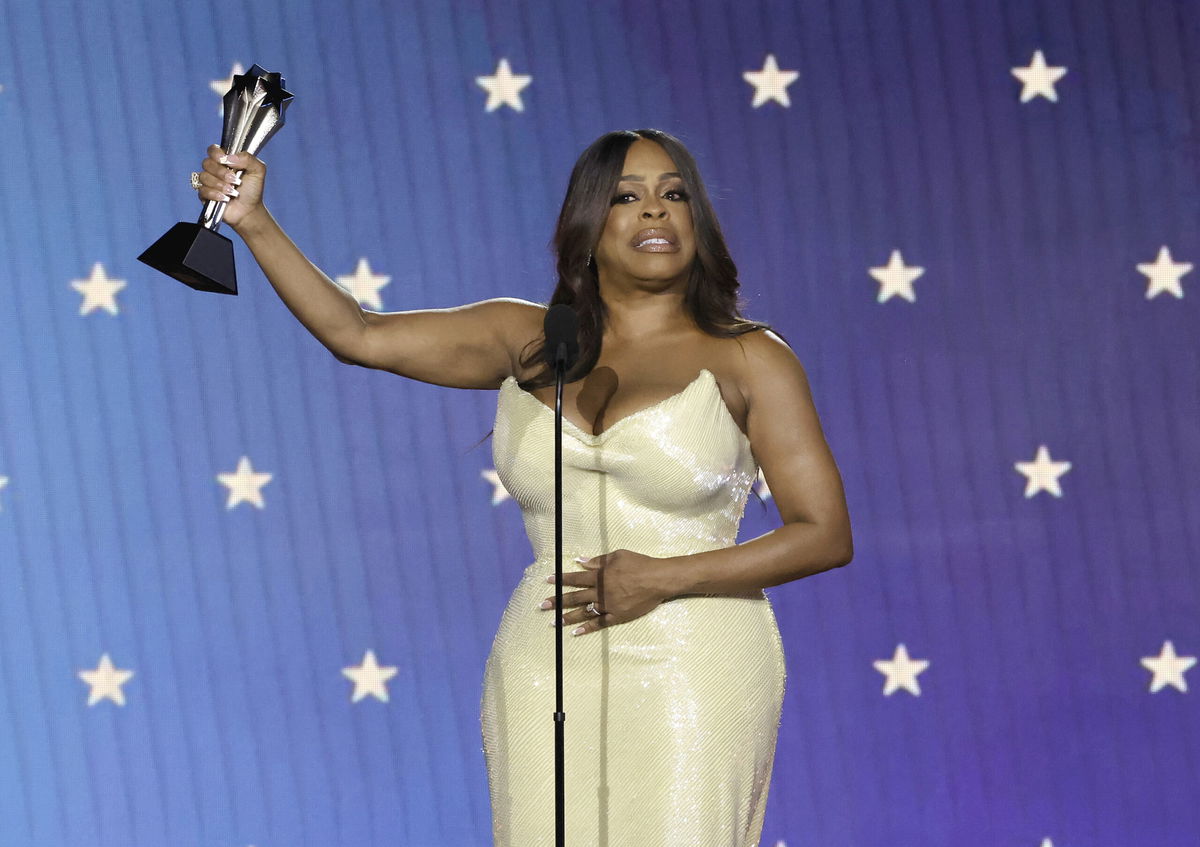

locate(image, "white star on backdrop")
[[343, 649, 399, 702], [1014, 444, 1071, 498], [217, 456, 273, 509], [210, 62, 245, 114], [874, 643, 929, 696], [336, 257, 391, 310], [1137, 245, 1192, 299], [1011, 50, 1067, 102], [476, 59, 532, 112], [481, 469, 511, 506], [72, 262, 126, 316], [79, 653, 135, 706], [1040, 840, 1054, 847], [869, 250, 924, 303], [1141, 641, 1196, 693], [743, 54, 799, 108]]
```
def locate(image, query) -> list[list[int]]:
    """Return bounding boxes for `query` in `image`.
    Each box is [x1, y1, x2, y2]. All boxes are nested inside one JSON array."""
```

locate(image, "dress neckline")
[[501, 368, 747, 444]]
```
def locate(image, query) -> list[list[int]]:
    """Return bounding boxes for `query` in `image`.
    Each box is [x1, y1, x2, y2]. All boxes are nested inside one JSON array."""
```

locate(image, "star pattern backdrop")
[[0, 0, 1197, 844]]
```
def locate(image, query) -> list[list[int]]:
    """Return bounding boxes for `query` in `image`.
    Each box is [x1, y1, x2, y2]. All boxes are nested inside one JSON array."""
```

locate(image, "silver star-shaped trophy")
[[138, 64, 293, 294]]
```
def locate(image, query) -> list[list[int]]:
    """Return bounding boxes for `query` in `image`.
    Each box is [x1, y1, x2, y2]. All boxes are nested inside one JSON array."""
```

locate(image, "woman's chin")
[[604, 258, 693, 286]]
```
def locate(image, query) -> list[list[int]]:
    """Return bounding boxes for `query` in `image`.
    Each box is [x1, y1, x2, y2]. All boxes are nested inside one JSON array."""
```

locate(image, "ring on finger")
[[190, 172, 202, 190], [586, 601, 604, 617]]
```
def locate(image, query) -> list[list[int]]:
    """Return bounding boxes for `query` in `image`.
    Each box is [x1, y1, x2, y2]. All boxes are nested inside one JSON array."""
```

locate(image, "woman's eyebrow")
[[618, 171, 683, 182]]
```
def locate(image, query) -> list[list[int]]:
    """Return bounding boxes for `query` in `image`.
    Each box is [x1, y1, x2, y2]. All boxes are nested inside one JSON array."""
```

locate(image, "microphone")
[[543, 304, 580, 371]]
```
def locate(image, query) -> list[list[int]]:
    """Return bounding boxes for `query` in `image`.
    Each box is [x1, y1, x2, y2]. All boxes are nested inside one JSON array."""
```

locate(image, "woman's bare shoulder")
[[730, 326, 797, 368]]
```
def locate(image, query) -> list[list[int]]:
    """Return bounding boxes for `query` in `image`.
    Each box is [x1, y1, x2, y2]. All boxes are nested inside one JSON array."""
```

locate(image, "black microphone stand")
[[542, 302, 577, 845], [553, 344, 567, 847]]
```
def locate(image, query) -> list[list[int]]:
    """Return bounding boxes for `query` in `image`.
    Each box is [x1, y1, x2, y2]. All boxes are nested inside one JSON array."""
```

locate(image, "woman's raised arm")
[[350, 297, 544, 388], [197, 146, 542, 389]]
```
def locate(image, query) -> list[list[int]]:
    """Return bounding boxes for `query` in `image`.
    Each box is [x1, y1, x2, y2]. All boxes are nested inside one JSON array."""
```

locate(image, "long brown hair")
[[517, 129, 778, 390]]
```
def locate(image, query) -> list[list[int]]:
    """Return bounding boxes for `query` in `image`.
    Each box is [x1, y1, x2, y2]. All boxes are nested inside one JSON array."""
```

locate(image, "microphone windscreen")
[[543, 304, 580, 370]]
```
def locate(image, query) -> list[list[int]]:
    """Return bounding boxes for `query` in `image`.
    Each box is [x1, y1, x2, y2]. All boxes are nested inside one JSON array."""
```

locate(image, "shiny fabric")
[[481, 368, 787, 846]]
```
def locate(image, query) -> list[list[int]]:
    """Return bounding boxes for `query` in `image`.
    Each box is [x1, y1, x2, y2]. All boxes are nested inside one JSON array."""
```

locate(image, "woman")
[[195, 128, 853, 845]]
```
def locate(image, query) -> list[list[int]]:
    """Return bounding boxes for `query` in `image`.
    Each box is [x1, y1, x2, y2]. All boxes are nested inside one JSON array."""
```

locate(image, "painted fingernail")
[[545, 575, 555, 584], [538, 600, 552, 610], [218, 154, 235, 165], [574, 556, 591, 563], [225, 186, 239, 197], [572, 627, 585, 636]]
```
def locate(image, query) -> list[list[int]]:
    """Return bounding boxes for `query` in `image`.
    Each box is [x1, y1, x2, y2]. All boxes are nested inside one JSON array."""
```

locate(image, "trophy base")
[[138, 222, 238, 295]]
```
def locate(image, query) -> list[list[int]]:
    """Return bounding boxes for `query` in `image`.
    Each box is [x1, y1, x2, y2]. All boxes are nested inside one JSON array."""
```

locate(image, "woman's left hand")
[[542, 549, 677, 635]]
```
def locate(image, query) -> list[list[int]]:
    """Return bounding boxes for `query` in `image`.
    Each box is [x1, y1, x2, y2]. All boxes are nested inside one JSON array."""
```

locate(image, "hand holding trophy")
[[139, 64, 293, 294]]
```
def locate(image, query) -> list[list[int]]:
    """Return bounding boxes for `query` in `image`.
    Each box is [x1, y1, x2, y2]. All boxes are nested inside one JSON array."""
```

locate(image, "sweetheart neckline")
[[500, 368, 748, 444]]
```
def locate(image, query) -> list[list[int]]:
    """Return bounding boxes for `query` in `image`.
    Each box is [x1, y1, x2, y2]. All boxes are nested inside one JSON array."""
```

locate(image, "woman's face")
[[594, 139, 696, 290]]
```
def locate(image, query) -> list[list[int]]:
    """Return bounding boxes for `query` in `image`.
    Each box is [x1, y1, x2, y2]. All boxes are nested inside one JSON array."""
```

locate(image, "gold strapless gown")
[[482, 369, 786, 846]]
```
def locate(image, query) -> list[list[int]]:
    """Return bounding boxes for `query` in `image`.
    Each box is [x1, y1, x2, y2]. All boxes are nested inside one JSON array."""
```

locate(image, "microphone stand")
[[553, 344, 567, 847], [542, 303, 577, 845]]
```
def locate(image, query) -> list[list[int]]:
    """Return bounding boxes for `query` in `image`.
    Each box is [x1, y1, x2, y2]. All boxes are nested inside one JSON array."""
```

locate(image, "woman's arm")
[[201, 147, 543, 389], [232, 205, 371, 362], [660, 329, 853, 594], [236, 207, 541, 388]]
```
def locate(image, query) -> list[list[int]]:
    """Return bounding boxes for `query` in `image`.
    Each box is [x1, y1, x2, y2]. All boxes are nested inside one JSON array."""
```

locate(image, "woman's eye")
[[611, 189, 687, 204]]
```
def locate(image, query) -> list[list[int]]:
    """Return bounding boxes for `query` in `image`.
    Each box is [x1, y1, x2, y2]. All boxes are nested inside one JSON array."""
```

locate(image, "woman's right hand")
[[195, 144, 267, 231]]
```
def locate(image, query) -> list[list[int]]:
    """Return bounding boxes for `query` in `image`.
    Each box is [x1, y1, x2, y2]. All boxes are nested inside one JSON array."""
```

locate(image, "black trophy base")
[[138, 222, 238, 295]]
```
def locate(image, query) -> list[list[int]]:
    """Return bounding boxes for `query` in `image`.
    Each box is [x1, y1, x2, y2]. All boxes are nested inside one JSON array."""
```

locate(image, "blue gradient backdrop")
[[0, 0, 1197, 844]]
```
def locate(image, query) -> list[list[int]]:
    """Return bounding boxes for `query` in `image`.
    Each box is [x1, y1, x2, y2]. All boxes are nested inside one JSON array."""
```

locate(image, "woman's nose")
[[640, 204, 667, 219]]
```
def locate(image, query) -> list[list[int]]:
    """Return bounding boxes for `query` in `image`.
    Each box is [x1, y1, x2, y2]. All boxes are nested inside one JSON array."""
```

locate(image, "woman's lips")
[[634, 239, 678, 253], [631, 229, 679, 252]]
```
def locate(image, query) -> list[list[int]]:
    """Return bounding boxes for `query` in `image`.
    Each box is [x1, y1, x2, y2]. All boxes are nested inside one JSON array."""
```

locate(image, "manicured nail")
[[218, 154, 235, 165], [538, 600, 552, 610], [572, 627, 585, 636], [574, 556, 591, 563], [225, 186, 239, 197], [545, 575, 555, 583]]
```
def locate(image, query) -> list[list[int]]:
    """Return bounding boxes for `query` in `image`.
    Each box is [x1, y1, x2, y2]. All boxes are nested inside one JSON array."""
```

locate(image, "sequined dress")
[[481, 368, 786, 846]]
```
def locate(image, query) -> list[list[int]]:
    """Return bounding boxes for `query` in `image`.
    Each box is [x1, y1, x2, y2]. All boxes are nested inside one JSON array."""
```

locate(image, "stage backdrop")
[[0, 0, 1196, 844]]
